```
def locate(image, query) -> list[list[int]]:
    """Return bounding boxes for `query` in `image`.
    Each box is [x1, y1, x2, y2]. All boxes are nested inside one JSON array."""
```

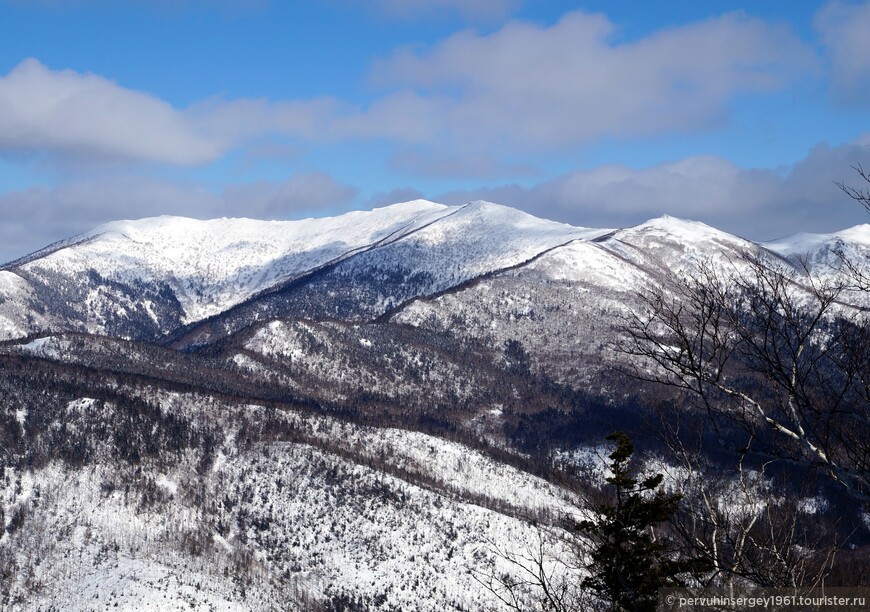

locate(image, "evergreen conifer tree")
[[578, 432, 709, 611]]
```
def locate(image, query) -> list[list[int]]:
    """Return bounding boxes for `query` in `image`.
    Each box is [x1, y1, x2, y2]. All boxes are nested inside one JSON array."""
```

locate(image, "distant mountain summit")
[[0, 201, 867, 346]]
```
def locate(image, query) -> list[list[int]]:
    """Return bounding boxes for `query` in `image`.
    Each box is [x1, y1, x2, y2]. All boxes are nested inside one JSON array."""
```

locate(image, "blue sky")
[[0, 0, 869, 262]]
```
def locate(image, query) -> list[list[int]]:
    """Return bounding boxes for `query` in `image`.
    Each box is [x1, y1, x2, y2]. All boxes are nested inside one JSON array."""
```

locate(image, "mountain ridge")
[[1, 200, 868, 346]]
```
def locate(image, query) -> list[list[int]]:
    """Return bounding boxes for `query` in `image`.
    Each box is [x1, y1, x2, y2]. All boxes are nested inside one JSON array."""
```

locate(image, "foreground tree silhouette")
[[623, 253, 870, 504], [475, 432, 707, 611], [577, 432, 708, 612], [837, 163, 870, 215]]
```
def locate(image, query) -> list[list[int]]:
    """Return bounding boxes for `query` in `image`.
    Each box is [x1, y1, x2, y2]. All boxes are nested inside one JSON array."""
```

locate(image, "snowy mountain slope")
[[390, 239, 652, 388], [224, 314, 586, 434], [267, 211, 869, 366], [3, 202, 868, 347], [222, 219, 768, 412], [2, 204, 869, 609], [5, 201, 866, 394], [391, 217, 870, 387], [763, 224, 870, 306], [3, 202, 866, 401], [291, 200, 609, 318], [235, 318, 501, 409], [18, 201, 452, 316], [593, 215, 763, 282], [387, 218, 751, 387], [0, 271, 52, 340], [7, 446, 568, 611], [762, 224, 870, 260], [166, 200, 608, 348], [0, 200, 606, 344], [0, 360, 579, 611], [1, 200, 454, 341]]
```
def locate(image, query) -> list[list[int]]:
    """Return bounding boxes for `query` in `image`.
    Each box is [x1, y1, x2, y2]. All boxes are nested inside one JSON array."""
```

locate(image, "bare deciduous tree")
[[473, 528, 592, 612], [837, 163, 870, 215], [656, 414, 840, 590], [621, 255, 870, 504]]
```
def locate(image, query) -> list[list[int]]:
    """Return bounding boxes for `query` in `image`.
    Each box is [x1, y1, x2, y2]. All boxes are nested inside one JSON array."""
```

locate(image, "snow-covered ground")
[[0, 391, 583, 611]]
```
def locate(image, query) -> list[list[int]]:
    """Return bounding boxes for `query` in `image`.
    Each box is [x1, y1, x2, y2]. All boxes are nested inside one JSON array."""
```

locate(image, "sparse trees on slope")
[[656, 415, 839, 589], [475, 528, 590, 612], [609, 166, 870, 592], [837, 164, 870, 292]]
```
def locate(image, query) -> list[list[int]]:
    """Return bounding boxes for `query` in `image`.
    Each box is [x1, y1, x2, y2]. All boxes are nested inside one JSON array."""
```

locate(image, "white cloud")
[[0, 173, 356, 264], [221, 173, 357, 217], [388, 145, 540, 179], [368, 10, 816, 154], [815, 0, 870, 103], [0, 59, 222, 165], [439, 139, 870, 240], [0, 9, 818, 176], [190, 95, 344, 144]]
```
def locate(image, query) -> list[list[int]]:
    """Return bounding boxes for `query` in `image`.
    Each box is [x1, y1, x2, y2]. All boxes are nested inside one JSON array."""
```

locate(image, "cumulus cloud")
[[815, 0, 870, 104], [0, 173, 356, 264], [368, 10, 816, 155], [439, 139, 870, 240], [364, 187, 426, 208], [190, 96, 344, 145], [0, 9, 819, 176], [0, 58, 222, 165], [220, 173, 357, 218]]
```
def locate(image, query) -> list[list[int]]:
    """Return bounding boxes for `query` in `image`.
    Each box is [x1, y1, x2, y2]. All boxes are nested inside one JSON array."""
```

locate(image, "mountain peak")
[[642, 214, 714, 231], [763, 223, 870, 256], [614, 214, 743, 245], [0, 199, 868, 346], [8, 201, 458, 326], [367, 198, 448, 215], [835, 223, 870, 245]]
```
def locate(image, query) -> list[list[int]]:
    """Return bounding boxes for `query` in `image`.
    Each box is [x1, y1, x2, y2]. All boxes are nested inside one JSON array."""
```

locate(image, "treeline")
[[0, 359, 218, 473]]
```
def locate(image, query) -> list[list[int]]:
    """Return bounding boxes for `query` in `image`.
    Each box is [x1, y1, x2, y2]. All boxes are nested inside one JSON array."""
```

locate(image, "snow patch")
[[156, 474, 178, 495]]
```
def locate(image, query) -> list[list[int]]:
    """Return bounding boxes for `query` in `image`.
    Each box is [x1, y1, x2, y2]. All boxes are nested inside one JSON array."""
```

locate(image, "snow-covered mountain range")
[[1, 200, 868, 609], [2, 199, 867, 344], [2, 199, 867, 395]]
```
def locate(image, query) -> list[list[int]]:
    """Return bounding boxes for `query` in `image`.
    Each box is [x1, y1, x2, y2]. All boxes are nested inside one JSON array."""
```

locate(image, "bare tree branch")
[[620, 254, 870, 504]]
